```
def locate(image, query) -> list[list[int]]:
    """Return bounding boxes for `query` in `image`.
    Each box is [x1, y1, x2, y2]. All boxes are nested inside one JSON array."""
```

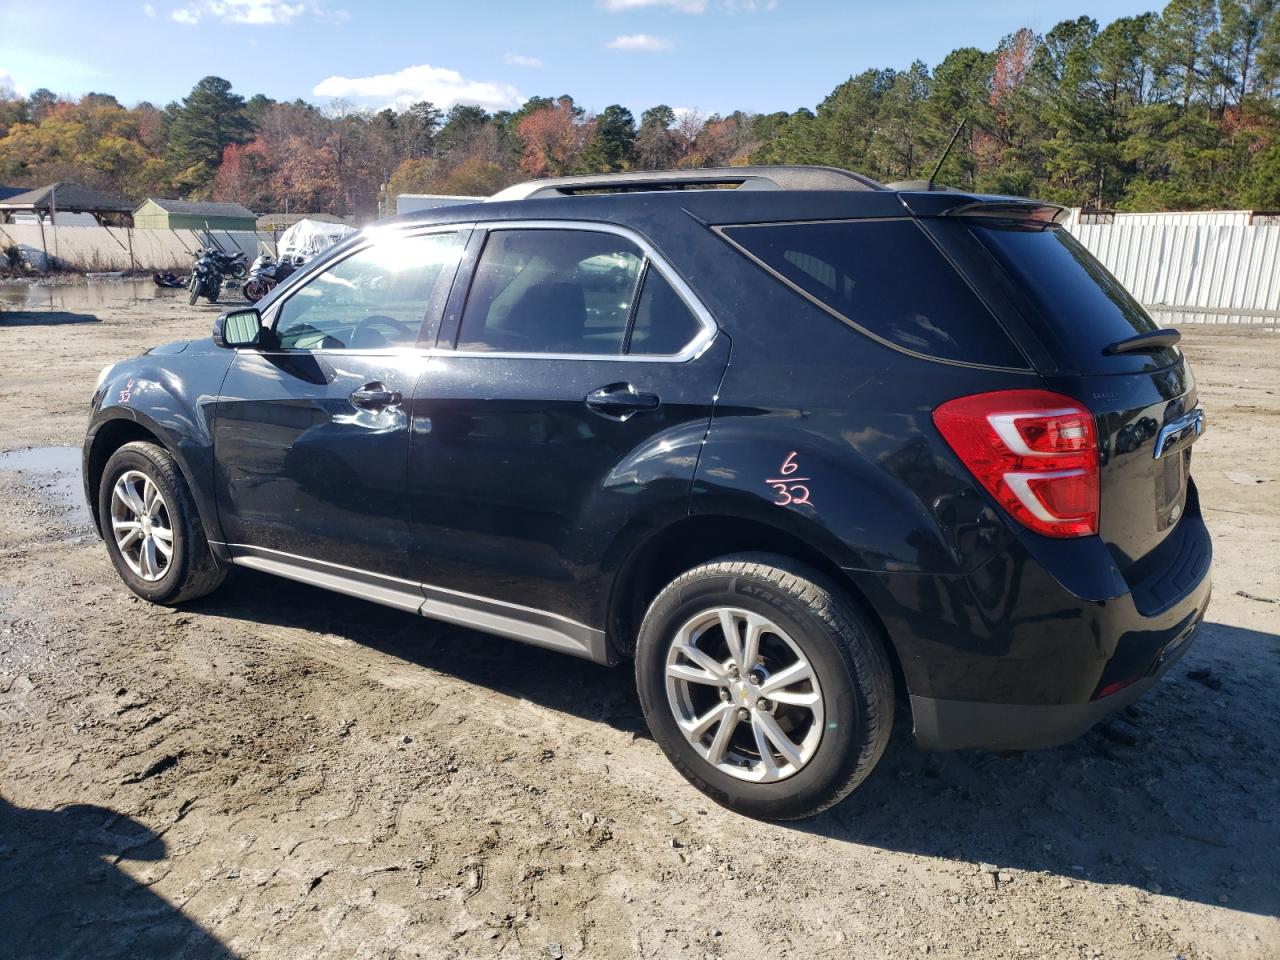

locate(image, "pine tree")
[[166, 76, 251, 194], [583, 105, 636, 172]]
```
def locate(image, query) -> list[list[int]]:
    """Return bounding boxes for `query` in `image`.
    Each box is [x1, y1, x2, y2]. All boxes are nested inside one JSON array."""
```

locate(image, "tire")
[[98, 441, 226, 605], [243, 279, 265, 303], [206, 280, 219, 304], [188, 284, 199, 305], [635, 552, 894, 820]]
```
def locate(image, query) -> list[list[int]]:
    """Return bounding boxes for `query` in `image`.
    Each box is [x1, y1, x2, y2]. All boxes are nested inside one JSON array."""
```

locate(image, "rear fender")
[[690, 413, 1014, 577]]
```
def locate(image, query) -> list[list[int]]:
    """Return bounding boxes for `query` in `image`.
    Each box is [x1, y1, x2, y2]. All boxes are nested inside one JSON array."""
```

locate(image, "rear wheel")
[[635, 553, 894, 820], [98, 441, 225, 605]]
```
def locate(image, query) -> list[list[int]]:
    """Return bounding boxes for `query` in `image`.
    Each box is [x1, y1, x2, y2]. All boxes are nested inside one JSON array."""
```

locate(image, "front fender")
[[85, 349, 231, 544]]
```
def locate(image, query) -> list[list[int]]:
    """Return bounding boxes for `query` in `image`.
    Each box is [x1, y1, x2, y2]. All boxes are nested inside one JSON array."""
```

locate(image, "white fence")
[[0, 223, 276, 272], [1067, 210, 1280, 322]]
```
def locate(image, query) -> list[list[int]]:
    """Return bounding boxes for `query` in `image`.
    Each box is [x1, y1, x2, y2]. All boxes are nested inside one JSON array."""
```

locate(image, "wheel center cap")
[[731, 680, 755, 708]]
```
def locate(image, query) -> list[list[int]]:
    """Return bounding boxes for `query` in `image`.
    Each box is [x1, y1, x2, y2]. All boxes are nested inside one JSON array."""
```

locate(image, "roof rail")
[[488, 165, 884, 201]]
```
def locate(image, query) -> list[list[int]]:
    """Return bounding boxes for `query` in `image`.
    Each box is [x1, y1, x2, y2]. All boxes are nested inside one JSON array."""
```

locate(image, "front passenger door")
[[214, 228, 465, 580]]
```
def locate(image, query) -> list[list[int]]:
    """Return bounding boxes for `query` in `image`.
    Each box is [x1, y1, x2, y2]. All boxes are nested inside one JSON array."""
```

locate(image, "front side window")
[[274, 231, 461, 350]]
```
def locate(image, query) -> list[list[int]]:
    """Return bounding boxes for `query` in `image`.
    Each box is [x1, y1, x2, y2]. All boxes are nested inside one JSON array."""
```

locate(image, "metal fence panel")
[[1069, 219, 1280, 319]]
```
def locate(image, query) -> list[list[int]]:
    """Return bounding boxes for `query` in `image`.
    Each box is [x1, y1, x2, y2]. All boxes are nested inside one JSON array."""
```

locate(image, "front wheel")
[[98, 441, 225, 605], [635, 553, 894, 820], [188, 281, 200, 305]]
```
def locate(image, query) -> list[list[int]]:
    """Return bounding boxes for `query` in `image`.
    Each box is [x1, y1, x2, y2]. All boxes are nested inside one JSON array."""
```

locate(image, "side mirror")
[[213, 308, 264, 349]]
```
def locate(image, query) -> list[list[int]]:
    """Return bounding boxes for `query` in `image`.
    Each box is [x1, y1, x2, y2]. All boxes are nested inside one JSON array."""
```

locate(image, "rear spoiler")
[[897, 192, 1070, 226]]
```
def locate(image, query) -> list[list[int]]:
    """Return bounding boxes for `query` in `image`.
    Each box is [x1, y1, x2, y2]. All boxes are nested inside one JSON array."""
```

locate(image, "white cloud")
[[504, 53, 544, 68], [599, 0, 706, 11], [605, 33, 674, 52], [313, 64, 521, 111], [169, 0, 308, 26], [142, 3, 156, 17]]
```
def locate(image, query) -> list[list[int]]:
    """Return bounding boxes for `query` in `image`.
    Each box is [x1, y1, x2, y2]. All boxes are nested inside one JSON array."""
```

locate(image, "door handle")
[[584, 383, 661, 421], [350, 382, 402, 411]]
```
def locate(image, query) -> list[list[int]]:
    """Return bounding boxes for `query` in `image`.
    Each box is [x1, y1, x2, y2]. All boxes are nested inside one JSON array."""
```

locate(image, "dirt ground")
[[1, 288, 1277, 960]]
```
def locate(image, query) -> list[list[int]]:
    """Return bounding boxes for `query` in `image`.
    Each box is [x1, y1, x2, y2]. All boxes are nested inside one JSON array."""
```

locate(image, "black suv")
[[85, 166, 1211, 820]]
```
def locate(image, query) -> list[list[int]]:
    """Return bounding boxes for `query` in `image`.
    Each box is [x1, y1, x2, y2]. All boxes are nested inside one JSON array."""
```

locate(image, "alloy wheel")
[[664, 606, 825, 783], [109, 470, 174, 582]]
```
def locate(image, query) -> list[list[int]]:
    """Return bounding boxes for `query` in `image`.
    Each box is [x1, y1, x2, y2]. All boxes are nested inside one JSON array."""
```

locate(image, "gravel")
[[1, 302, 1277, 958]]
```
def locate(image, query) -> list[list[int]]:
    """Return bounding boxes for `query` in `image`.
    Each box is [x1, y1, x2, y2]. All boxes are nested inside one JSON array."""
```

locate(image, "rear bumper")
[[849, 503, 1213, 752], [909, 603, 1201, 750]]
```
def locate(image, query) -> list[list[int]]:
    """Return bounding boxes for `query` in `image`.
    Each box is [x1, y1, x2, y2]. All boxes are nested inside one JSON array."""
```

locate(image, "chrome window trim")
[[445, 219, 720, 363]]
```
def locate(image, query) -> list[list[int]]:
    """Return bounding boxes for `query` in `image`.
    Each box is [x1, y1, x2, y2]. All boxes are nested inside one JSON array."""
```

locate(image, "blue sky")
[[0, 0, 1158, 118]]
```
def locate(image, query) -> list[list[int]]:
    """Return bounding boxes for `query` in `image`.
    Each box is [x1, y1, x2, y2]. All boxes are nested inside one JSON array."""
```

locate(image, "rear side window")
[[628, 268, 702, 355], [970, 225, 1171, 373], [721, 219, 1027, 368], [458, 229, 643, 355]]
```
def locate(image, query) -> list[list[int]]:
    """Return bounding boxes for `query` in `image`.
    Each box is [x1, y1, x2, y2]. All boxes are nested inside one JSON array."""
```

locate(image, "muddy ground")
[[1, 289, 1277, 960]]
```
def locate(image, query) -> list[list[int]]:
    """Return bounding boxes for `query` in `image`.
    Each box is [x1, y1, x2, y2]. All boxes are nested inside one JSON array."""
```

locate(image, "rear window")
[[721, 219, 1027, 368], [970, 225, 1174, 373]]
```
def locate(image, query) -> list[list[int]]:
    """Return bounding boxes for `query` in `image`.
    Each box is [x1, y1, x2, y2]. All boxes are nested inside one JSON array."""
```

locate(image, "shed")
[[134, 198, 258, 231], [0, 182, 134, 225]]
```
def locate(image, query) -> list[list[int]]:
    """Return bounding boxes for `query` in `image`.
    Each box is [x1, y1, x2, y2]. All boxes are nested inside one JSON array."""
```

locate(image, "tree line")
[[1, 0, 1277, 216]]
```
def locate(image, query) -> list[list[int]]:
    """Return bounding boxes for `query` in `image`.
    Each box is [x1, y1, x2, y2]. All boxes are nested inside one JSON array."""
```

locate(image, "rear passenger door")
[[403, 223, 729, 633]]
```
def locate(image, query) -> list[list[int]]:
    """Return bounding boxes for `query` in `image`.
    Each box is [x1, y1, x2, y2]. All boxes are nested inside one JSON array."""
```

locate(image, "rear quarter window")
[[720, 219, 1028, 368]]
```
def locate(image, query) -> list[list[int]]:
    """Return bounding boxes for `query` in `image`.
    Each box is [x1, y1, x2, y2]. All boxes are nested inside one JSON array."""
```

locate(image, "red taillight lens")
[[932, 389, 1099, 538]]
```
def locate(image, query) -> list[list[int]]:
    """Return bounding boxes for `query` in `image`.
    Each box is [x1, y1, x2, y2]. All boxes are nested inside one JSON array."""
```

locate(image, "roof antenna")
[[928, 116, 967, 190]]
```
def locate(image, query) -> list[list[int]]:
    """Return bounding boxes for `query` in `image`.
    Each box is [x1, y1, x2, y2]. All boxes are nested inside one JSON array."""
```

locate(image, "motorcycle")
[[211, 248, 249, 280], [153, 271, 189, 289], [187, 248, 223, 305], [243, 252, 300, 303]]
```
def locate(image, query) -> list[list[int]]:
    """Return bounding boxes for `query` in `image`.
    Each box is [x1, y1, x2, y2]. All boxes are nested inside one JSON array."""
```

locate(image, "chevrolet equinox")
[[85, 166, 1211, 819]]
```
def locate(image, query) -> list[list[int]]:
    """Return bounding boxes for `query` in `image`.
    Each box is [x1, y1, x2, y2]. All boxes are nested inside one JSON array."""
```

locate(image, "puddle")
[[0, 446, 92, 526], [0, 279, 184, 312]]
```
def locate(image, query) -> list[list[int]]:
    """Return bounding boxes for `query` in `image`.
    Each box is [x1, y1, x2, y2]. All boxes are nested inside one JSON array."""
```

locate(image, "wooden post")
[[37, 214, 49, 273]]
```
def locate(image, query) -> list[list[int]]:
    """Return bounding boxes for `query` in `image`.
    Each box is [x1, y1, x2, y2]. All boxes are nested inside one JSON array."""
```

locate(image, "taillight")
[[933, 389, 1099, 538]]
